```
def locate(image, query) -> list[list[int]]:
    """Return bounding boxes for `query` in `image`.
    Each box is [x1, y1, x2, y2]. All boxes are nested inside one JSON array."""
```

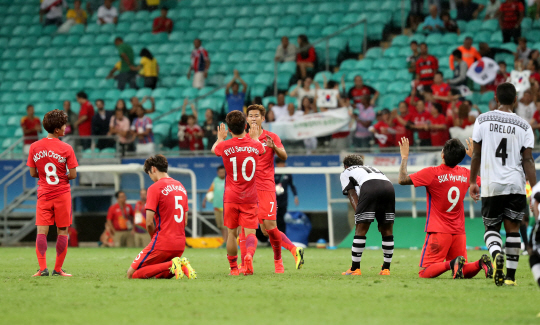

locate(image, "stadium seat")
[[365, 47, 383, 59]]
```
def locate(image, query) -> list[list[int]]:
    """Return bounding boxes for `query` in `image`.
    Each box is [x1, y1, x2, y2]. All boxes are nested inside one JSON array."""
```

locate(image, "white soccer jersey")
[[472, 110, 534, 197], [340, 165, 391, 197]]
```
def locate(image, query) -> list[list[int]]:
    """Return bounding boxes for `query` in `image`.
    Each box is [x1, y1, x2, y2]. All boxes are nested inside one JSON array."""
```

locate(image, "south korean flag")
[[466, 57, 499, 85]]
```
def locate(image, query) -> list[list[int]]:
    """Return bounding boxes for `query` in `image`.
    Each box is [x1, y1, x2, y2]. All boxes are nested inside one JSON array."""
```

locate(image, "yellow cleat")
[[379, 269, 391, 275], [294, 247, 304, 270], [170, 257, 184, 279], [493, 253, 505, 287], [342, 268, 362, 275], [504, 279, 517, 286], [180, 257, 197, 279]]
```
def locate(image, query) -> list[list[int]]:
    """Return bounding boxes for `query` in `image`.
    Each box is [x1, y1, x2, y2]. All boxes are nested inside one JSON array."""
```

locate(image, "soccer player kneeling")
[[212, 111, 265, 276], [340, 155, 395, 275], [126, 155, 197, 279], [398, 137, 493, 279]]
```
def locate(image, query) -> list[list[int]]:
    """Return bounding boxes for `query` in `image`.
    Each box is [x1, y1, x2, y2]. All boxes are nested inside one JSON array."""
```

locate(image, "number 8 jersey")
[[472, 110, 534, 197], [26, 137, 78, 200]]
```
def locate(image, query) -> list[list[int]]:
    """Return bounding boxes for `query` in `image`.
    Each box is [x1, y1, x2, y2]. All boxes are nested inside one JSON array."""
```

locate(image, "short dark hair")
[[419, 42, 427, 47], [144, 154, 168, 174], [26, 104, 34, 110], [443, 139, 466, 167], [433, 102, 444, 114], [217, 165, 225, 171], [161, 6, 168, 11], [96, 99, 104, 105], [435, 71, 443, 77], [275, 157, 286, 164], [452, 49, 462, 59], [410, 41, 418, 45], [114, 190, 125, 198], [497, 60, 506, 66], [464, 36, 473, 42], [496, 82, 517, 105], [76, 91, 87, 100], [343, 154, 364, 168], [225, 110, 246, 135], [43, 109, 67, 134], [114, 37, 123, 42], [246, 104, 266, 117]]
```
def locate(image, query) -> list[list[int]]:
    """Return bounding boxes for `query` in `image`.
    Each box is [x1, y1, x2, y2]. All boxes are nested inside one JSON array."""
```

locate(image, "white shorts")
[[193, 71, 205, 89], [136, 142, 155, 155]]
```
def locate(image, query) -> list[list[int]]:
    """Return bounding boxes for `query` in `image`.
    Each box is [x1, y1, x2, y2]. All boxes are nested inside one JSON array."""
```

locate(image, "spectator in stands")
[[427, 103, 449, 146], [97, 0, 118, 25], [186, 114, 203, 151], [40, 0, 67, 26], [448, 50, 469, 88], [75, 91, 95, 150], [392, 101, 415, 145], [131, 105, 154, 155], [133, 189, 150, 247], [272, 93, 289, 122], [132, 48, 159, 89], [485, 61, 510, 92], [92, 99, 114, 150], [516, 89, 537, 121], [527, 59, 540, 85], [478, 42, 514, 59], [296, 35, 317, 80], [484, 0, 501, 20], [106, 191, 135, 247], [85, 0, 102, 17], [202, 109, 218, 150], [450, 37, 482, 70], [265, 107, 276, 123], [352, 95, 375, 148], [128, 96, 155, 122], [113, 37, 137, 90], [456, 0, 485, 21], [225, 70, 247, 113], [251, 96, 263, 106], [275, 36, 297, 62], [423, 5, 445, 33], [416, 43, 439, 88], [531, 100, 540, 131], [114, 99, 127, 116], [187, 39, 210, 89], [452, 101, 476, 128], [178, 99, 194, 150], [21, 105, 42, 155], [370, 109, 395, 148], [300, 96, 317, 115], [348, 75, 379, 107], [109, 108, 135, 156], [405, 87, 420, 113], [432, 72, 454, 115], [441, 11, 460, 33], [63, 100, 78, 135], [282, 103, 304, 121], [291, 77, 319, 108], [120, 0, 137, 12], [407, 41, 420, 76], [528, 50, 540, 69], [499, 0, 524, 44], [411, 99, 432, 146], [152, 7, 173, 34], [66, 0, 87, 25], [515, 37, 531, 64]]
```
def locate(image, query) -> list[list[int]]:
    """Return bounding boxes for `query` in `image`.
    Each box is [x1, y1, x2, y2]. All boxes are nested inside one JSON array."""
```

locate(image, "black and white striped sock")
[[351, 235, 366, 271], [382, 235, 394, 270], [505, 232, 521, 281], [484, 230, 502, 259]]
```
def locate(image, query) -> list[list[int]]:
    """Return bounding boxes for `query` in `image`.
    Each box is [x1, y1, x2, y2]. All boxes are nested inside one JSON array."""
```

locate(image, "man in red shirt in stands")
[[499, 0, 524, 44], [431, 71, 452, 112], [186, 115, 203, 151], [152, 7, 173, 34], [348, 76, 379, 106], [296, 34, 316, 80], [486, 61, 510, 92], [428, 103, 449, 146], [21, 104, 42, 155], [416, 43, 439, 88], [370, 109, 395, 148], [392, 101, 416, 145], [74, 91, 94, 150], [411, 99, 433, 146]]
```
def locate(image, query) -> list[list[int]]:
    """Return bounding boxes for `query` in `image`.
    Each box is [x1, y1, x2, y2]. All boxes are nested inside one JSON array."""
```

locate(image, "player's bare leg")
[[227, 227, 240, 275], [33, 225, 50, 277], [343, 223, 370, 275], [378, 223, 394, 275], [51, 226, 71, 277], [261, 220, 284, 273]]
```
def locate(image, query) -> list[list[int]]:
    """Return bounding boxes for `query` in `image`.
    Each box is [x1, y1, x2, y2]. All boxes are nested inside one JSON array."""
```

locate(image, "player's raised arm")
[[249, 123, 266, 154], [211, 123, 228, 155], [468, 141, 482, 202], [265, 134, 287, 160], [522, 148, 537, 188], [398, 137, 413, 185]]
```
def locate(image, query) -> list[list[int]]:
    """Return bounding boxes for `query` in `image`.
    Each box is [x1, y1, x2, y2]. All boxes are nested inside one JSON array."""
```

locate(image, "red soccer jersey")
[[413, 110, 431, 140], [214, 136, 265, 204], [373, 121, 395, 147], [416, 55, 439, 86], [178, 122, 189, 149], [152, 17, 173, 33], [106, 202, 134, 231], [499, 1, 524, 29], [393, 113, 415, 145], [533, 110, 540, 124], [431, 82, 450, 111], [20, 116, 41, 145], [145, 177, 188, 251], [348, 85, 377, 105], [246, 129, 284, 192], [186, 124, 203, 151], [429, 114, 449, 146], [410, 164, 480, 234], [78, 101, 95, 136], [405, 96, 420, 114], [26, 138, 78, 201]]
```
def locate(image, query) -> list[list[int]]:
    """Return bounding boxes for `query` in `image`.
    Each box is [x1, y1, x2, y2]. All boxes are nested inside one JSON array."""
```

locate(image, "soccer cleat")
[[238, 263, 246, 275], [51, 269, 72, 277], [243, 254, 254, 276], [229, 268, 240, 276], [504, 279, 517, 286], [170, 257, 184, 279], [180, 257, 197, 279], [32, 268, 49, 277], [493, 253, 505, 287], [379, 269, 391, 275], [479, 254, 493, 279], [452, 256, 465, 279], [342, 268, 362, 275], [274, 259, 284, 273], [294, 247, 304, 270]]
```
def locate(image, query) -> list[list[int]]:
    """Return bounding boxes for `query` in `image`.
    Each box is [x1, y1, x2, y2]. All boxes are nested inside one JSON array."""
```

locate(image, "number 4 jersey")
[[410, 165, 480, 234], [26, 137, 78, 201], [472, 110, 534, 198]]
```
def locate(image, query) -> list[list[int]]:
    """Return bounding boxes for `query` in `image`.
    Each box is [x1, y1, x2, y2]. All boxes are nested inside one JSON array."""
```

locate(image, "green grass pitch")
[[1, 247, 539, 325]]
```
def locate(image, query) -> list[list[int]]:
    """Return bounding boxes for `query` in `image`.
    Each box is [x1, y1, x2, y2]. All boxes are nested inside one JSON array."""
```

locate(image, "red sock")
[[54, 235, 68, 272], [462, 260, 481, 279], [155, 268, 174, 279], [239, 228, 246, 263], [132, 261, 172, 279], [227, 255, 238, 270], [280, 231, 296, 254], [36, 234, 47, 271], [418, 261, 451, 278], [246, 233, 257, 257], [267, 227, 282, 260]]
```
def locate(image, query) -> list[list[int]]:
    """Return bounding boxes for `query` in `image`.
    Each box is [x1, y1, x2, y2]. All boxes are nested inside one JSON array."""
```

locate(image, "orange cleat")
[[379, 269, 391, 275], [52, 269, 72, 277], [342, 268, 362, 275], [32, 268, 49, 277], [229, 268, 240, 276], [243, 254, 254, 276], [274, 259, 284, 273]]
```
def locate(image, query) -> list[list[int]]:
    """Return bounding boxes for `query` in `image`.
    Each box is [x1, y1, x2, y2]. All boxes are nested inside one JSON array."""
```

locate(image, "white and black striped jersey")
[[340, 165, 391, 197], [472, 110, 534, 197]]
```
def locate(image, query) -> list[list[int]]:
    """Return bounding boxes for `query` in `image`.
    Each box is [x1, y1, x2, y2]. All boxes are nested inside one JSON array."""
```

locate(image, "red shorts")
[[131, 244, 184, 270], [419, 233, 468, 268], [257, 190, 277, 223], [224, 202, 258, 229], [36, 192, 72, 228]]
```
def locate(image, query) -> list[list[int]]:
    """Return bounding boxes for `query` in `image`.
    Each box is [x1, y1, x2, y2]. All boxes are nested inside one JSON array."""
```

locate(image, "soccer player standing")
[[28, 109, 78, 277], [212, 111, 265, 275], [469, 82, 537, 286], [127, 155, 197, 280], [340, 155, 395, 275], [398, 137, 493, 279], [245, 104, 304, 273]]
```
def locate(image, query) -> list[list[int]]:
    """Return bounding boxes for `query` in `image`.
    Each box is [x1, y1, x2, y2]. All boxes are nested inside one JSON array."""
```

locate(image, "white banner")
[[266, 107, 352, 140]]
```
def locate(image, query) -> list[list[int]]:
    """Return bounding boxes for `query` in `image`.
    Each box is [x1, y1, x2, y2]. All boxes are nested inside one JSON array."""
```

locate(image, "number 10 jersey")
[[472, 110, 534, 198]]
